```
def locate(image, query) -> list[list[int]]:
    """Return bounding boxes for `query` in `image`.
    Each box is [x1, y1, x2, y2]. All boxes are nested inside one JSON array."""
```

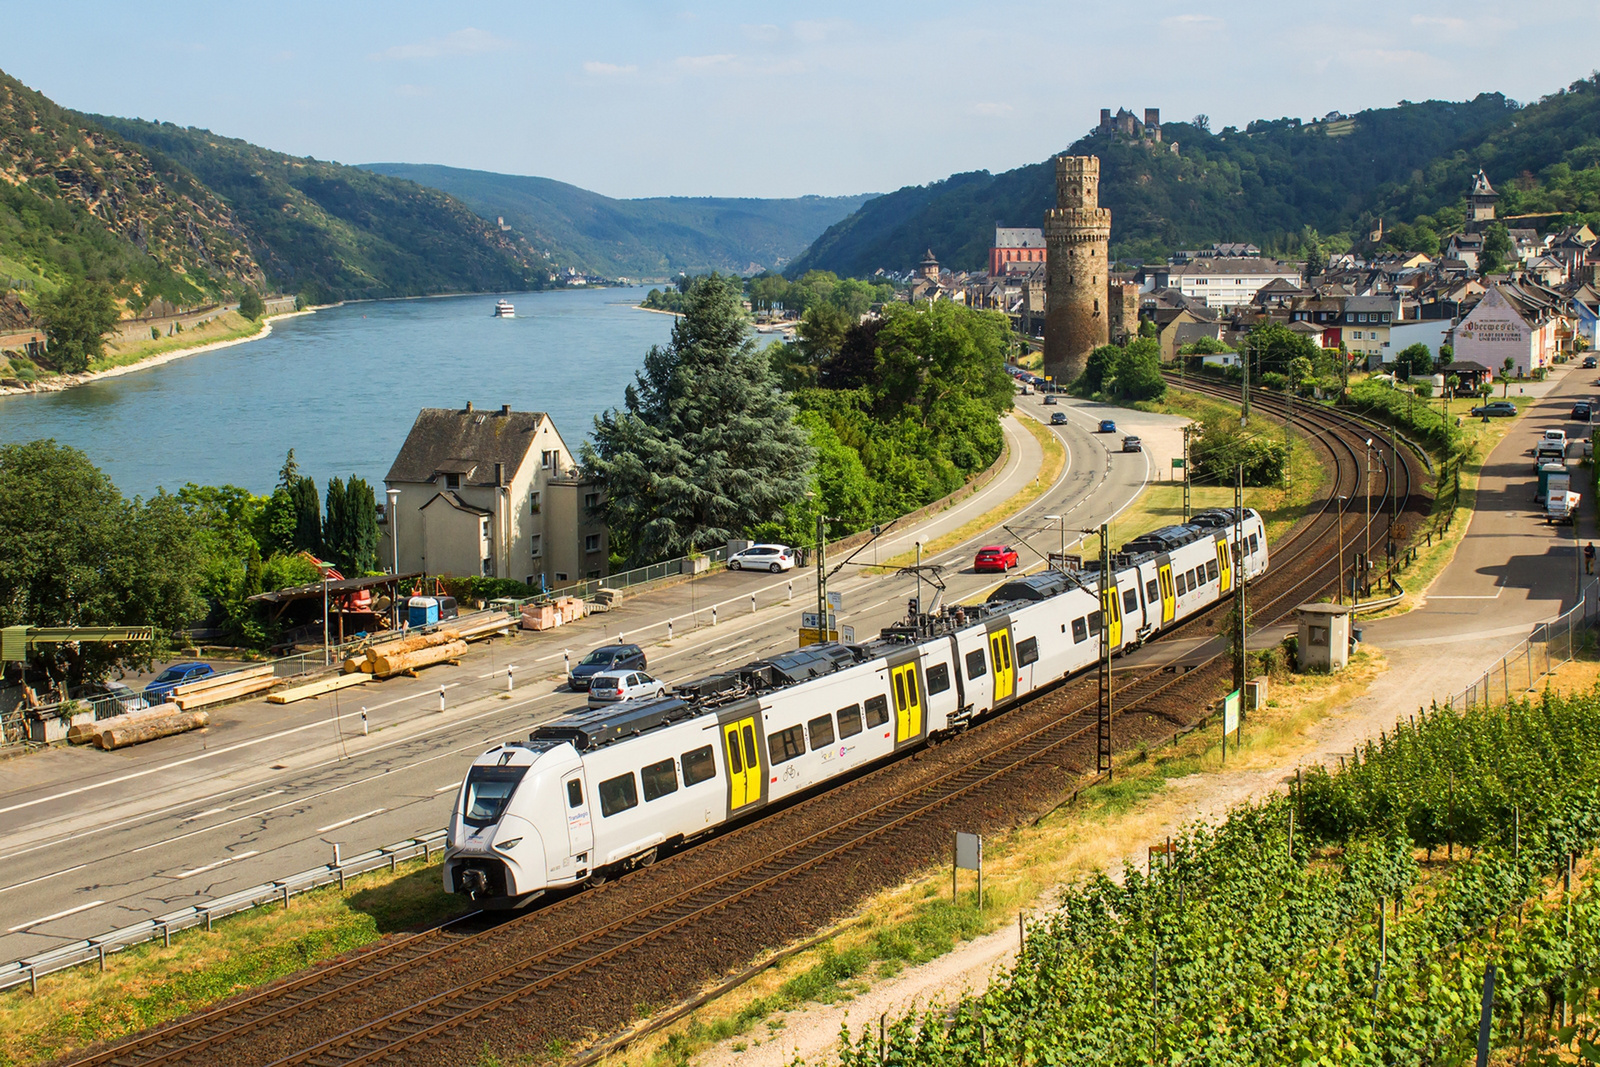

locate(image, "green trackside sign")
[[1224, 689, 1241, 735], [1172, 458, 1185, 469]]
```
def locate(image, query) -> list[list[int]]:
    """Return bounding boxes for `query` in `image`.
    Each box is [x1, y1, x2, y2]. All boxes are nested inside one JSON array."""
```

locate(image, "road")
[[0, 396, 1173, 964]]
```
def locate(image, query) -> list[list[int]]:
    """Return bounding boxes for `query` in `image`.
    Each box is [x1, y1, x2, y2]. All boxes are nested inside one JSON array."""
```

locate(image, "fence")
[[0, 829, 447, 994], [494, 546, 731, 611], [1445, 578, 1600, 711]]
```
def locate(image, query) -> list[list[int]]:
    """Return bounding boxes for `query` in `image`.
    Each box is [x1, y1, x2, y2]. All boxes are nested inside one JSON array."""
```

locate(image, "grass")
[[86, 310, 265, 373], [874, 415, 1067, 572], [0, 857, 467, 1067]]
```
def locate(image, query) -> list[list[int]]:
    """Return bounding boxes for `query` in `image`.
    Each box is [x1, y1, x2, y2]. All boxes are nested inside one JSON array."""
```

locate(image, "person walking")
[[1585, 541, 1594, 576]]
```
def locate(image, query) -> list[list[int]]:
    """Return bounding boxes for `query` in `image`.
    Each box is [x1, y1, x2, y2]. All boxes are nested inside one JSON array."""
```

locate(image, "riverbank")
[[0, 308, 313, 398]]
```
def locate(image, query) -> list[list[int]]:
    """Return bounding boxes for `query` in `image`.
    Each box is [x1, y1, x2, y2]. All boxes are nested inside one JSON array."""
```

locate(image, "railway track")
[[65, 383, 1432, 1067]]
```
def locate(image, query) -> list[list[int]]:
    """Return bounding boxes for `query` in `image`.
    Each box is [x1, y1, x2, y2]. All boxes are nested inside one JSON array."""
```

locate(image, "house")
[[1443, 233, 1484, 271], [1450, 283, 1561, 377], [1340, 295, 1399, 367], [990, 227, 1047, 276], [381, 403, 609, 587], [1142, 258, 1304, 310]]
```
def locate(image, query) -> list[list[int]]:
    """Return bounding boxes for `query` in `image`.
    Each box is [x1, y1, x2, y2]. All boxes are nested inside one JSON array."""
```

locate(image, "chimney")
[[465, 401, 474, 412], [494, 462, 505, 486], [500, 404, 511, 416]]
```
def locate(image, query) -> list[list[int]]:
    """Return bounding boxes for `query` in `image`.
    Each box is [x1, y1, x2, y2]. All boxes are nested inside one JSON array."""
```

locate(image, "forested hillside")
[[789, 92, 1523, 274], [0, 70, 263, 306], [88, 117, 547, 304], [362, 162, 871, 279]]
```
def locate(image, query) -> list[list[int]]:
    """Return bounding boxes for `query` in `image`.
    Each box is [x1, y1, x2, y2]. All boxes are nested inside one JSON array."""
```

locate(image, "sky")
[[5, 2, 1599, 201]]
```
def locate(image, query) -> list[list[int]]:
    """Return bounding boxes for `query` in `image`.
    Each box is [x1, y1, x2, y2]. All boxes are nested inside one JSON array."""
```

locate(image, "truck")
[[1538, 463, 1570, 505], [1547, 489, 1581, 525]]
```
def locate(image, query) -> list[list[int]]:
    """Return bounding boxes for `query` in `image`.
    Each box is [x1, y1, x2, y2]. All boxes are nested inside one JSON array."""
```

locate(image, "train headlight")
[[496, 838, 523, 852]]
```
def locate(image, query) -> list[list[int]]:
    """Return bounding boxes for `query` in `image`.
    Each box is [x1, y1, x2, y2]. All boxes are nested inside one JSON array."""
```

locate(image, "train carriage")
[[445, 508, 1268, 905]]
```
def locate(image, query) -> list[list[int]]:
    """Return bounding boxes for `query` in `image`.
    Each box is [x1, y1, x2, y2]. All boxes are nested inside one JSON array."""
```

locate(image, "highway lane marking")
[[435, 782, 462, 792], [176, 850, 258, 879], [366, 681, 463, 712], [0, 865, 87, 896], [8, 899, 105, 932], [317, 808, 387, 834]]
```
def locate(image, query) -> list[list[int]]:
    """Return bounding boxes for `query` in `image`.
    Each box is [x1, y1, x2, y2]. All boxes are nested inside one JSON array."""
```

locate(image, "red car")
[[974, 545, 1019, 572]]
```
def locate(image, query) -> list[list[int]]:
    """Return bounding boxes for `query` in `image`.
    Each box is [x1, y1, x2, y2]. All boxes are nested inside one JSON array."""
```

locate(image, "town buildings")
[[380, 403, 608, 587]]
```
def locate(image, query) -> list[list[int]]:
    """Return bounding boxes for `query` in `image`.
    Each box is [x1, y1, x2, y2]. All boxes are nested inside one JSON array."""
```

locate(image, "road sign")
[[826, 591, 843, 611], [840, 624, 855, 643], [1172, 457, 1185, 469], [798, 627, 841, 647], [800, 612, 838, 629], [1224, 689, 1241, 735]]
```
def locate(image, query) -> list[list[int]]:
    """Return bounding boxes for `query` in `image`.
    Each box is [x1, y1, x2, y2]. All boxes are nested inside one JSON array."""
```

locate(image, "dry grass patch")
[[88, 311, 265, 373]]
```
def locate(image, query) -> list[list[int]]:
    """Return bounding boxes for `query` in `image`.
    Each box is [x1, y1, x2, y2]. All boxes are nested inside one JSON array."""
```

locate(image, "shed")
[[1296, 602, 1354, 672]]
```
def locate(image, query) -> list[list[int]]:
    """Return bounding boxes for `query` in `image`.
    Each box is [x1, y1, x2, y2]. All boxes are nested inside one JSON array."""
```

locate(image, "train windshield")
[[462, 765, 529, 828]]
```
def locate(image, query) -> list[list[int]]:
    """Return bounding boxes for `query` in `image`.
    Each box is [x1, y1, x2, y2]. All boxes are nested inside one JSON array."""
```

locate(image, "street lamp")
[[1364, 439, 1375, 599], [386, 487, 401, 630], [1043, 515, 1066, 570], [913, 540, 924, 622]]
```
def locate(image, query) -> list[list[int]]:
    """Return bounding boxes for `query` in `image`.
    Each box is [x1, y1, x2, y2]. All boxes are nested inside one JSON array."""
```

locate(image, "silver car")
[[586, 670, 667, 707]]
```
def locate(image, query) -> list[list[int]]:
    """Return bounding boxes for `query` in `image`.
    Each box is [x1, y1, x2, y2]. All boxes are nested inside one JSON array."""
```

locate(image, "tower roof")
[[920, 249, 939, 266], [1472, 169, 1497, 199]]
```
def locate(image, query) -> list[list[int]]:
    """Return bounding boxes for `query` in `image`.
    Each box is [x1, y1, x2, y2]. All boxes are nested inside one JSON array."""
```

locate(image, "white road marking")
[[317, 808, 387, 834], [176, 850, 258, 879], [435, 782, 462, 793], [8, 899, 105, 932], [0, 864, 87, 896]]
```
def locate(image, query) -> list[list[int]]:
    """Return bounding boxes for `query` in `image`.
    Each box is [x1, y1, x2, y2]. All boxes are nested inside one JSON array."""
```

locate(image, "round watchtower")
[[1043, 156, 1111, 385]]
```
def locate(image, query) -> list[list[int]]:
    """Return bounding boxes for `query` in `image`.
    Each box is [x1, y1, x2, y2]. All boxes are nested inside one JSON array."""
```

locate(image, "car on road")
[[568, 643, 646, 691], [1470, 401, 1517, 417], [973, 545, 1020, 572], [1042, 394, 1057, 405], [1585, 356, 1598, 369], [1573, 402, 1592, 421], [727, 543, 795, 573], [1050, 411, 1068, 425], [1123, 435, 1143, 453], [1098, 419, 1117, 433], [143, 662, 216, 704], [586, 669, 667, 707], [72, 680, 150, 714], [1544, 428, 1568, 443]]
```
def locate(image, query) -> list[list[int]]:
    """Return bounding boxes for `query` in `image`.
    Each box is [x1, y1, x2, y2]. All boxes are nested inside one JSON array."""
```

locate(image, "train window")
[[1016, 637, 1039, 666], [462, 765, 529, 828], [808, 714, 835, 750], [598, 773, 638, 818], [927, 663, 951, 694], [1072, 617, 1088, 643], [567, 780, 584, 808], [641, 758, 679, 802], [1146, 579, 1159, 602], [865, 694, 889, 727], [1123, 588, 1138, 613], [1088, 610, 1102, 635], [682, 745, 716, 786], [1249, 533, 1259, 554], [965, 648, 987, 680], [1206, 559, 1219, 582], [769, 724, 806, 764], [838, 704, 863, 737]]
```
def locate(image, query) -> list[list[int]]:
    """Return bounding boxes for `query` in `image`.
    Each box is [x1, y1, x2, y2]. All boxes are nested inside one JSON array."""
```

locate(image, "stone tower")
[[1043, 156, 1111, 385]]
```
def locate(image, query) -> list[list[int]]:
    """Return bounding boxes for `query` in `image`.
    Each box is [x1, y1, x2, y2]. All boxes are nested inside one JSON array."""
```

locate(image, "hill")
[[787, 93, 1522, 275], [0, 70, 263, 307], [361, 162, 873, 280], [87, 117, 548, 303]]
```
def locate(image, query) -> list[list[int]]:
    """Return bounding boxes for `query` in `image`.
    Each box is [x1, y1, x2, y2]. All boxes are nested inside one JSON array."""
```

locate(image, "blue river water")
[[0, 288, 679, 498]]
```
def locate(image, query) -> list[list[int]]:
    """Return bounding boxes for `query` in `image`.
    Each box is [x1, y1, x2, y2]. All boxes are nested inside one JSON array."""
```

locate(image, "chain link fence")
[[1446, 578, 1599, 710]]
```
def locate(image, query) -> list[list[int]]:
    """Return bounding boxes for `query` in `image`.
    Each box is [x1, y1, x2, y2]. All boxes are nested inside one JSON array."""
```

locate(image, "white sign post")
[[954, 831, 983, 907], [1223, 689, 1241, 764]]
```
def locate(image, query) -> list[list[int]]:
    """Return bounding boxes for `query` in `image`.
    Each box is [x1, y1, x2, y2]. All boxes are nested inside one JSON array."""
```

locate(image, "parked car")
[[1585, 356, 1598, 369], [1545, 428, 1568, 443], [143, 663, 216, 705], [1098, 419, 1117, 433], [71, 680, 149, 714], [407, 595, 459, 627], [973, 545, 1020, 572], [586, 669, 668, 707], [1042, 394, 1057, 405], [1469, 401, 1517, 417], [1572, 402, 1592, 421], [727, 543, 795, 573], [1050, 411, 1068, 425], [1123, 435, 1143, 453], [568, 643, 646, 691]]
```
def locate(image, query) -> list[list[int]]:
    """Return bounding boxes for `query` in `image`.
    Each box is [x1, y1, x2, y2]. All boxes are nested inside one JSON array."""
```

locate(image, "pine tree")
[[583, 275, 815, 564], [290, 475, 321, 555], [347, 477, 379, 575], [323, 476, 348, 572]]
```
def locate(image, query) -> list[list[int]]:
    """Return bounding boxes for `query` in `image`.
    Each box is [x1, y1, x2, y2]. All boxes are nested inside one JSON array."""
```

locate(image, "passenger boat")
[[493, 299, 516, 319]]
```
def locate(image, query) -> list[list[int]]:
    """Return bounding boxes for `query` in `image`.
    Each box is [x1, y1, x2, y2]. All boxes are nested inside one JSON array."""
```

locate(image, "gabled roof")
[[993, 227, 1046, 249], [420, 490, 494, 517], [1471, 169, 1497, 198], [386, 405, 546, 485]]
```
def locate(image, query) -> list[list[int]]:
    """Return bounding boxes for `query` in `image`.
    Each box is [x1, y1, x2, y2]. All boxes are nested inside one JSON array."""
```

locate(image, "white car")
[[1544, 428, 1567, 443], [727, 544, 796, 573], [586, 670, 667, 707]]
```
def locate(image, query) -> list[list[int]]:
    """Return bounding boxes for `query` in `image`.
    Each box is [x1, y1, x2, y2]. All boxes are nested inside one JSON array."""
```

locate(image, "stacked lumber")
[[267, 673, 370, 704], [371, 639, 467, 679], [452, 611, 514, 641], [519, 603, 559, 631], [170, 663, 274, 698], [172, 672, 281, 710], [97, 711, 209, 749]]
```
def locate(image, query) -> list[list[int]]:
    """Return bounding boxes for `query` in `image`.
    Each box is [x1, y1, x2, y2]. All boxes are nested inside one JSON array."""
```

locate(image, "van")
[[1535, 440, 1567, 465], [1544, 428, 1567, 443]]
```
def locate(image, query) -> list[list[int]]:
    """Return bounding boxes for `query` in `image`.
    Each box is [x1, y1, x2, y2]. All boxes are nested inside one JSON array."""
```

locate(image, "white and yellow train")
[[445, 508, 1268, 904]]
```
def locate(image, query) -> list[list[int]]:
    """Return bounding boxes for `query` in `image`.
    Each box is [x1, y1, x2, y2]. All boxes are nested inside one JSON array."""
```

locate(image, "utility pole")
[[1181, 424, 1193, 522], [816, 513, 829, 641], [914, 540, 924, 624], [1336, 495, 1348, 605], [1241, 335, 1251, 425], [1096, 523, 1113, 781], [1234, 467, 1247, 700]]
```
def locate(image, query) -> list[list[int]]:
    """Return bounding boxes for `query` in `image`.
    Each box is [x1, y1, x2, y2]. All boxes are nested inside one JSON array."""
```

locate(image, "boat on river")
[[493, 299, 516, 319]]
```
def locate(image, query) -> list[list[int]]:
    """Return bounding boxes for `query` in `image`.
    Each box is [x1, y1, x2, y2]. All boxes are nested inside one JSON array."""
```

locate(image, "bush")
[[1339, 380, 1452, 453], [1190, 416, 1288, 486], [237, 288, 265, 321]]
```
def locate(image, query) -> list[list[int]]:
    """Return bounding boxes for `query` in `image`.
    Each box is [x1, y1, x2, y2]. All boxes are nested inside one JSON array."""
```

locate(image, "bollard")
[[361, 707, 368, 736], [668, 619, 674, 640], [712, 605, 718, 626], [507, 664, 515, 693], [439, 685, 446, 713], [563, 649, 570, 674], [787, 580, 793, 602], [751, 594, 757, 614], [333, 843, 342, 867]]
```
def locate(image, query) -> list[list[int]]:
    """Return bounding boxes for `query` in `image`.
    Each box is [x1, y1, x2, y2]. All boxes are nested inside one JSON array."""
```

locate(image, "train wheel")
[[587, 871, 609, 888]]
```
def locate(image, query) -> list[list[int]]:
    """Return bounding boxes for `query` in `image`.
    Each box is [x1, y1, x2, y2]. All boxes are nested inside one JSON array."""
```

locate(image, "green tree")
[[1250, 320, 1321, 377], [323, 476, 348, 569], [1480, 222, 1511, 275], [258, 450, 299, 555], [1396, 342, 1433, 378], [1111, 338, 1166, 401], [0, 440, 204, 688], [237, 287, 265, 321], [583, 275, 815, 563], [779, 303, 854, 390], [37, 278, 121, 373], [322, 475, 379, 575], [290, 474, 321, 555]]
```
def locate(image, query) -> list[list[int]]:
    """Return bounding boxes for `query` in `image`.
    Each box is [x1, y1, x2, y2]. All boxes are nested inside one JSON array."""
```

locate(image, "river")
[[0, 288, 682, 497]]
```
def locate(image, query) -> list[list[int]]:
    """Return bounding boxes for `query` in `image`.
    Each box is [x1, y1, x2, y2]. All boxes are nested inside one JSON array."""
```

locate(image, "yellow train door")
[[890, 662, 923, 743], [1216, 537, 1233, 594], [1158, 563, 1176, 624], [722, 717, 760, 811], [1102, 582, 1123, 648], [988, 630, 1015, 702]]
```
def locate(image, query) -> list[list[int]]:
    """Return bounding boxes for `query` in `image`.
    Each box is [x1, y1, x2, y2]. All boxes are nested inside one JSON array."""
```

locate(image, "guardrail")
[[1445, 578, 1599, 711], [0, 829, 449, 994]]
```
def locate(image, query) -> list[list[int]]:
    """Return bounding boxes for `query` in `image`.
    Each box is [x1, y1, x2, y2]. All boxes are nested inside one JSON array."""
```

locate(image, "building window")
[[584, 491, 601, 509], [555, 572, 568, 581], [481, 557, 492, 576], [530, 534, 542, 557], [541, 450, 556, 469], [585, 534, 601, 553], [445, 473, 460, 489], [529, 491, 541, 513]]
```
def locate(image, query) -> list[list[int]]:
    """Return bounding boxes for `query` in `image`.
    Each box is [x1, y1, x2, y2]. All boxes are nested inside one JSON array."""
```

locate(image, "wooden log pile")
[[69, 708, 211, 749], [371, 639, 468, 679], [267, 673, 370, 704], [172, 672, 281, 710]]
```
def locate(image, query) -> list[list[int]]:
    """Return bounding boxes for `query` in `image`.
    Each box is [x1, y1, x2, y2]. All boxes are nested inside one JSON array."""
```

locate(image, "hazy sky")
[[5, 2, 1598, 200]]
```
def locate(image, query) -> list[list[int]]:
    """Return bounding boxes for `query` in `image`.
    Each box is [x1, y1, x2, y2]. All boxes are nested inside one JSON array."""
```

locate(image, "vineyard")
[[837, 690, 1600, 1065]]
